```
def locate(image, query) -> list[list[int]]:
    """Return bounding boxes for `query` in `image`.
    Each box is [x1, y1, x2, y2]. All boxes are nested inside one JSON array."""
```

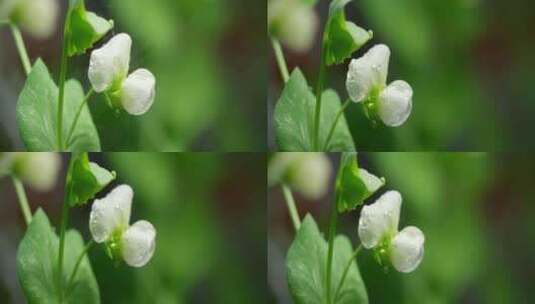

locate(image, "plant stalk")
[[9, 23, 31, 75], [57, 8, 72, 150], [67, 240, 94, 290], [11, 176, 32, 225], [281, 184, 301, 231], [334, 244, 362, 302], [323, 98, 352, 150], [313, 22, 330, 151], [57, 197, 70, 303], [325, 195, 339, 304], [65, 89, 94, 146], [270, 37, 290, 83]]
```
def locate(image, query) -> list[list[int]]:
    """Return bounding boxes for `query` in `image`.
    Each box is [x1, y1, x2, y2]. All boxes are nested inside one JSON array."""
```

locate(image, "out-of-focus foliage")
[[269, 152, 535, 303]]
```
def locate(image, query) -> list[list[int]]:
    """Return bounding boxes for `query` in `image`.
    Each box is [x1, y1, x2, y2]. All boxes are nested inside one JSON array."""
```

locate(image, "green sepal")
[[67, 0, 113, 57], [324, 0, 372, 65], [335, 152, 385, 213], [65, 152, 116, 207]]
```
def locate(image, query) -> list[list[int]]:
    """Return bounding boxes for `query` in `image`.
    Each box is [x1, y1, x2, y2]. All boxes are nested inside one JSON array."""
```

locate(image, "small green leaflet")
[[16, 59, 100, 151], [17, 209, 100, 304], [324, 0, 372, 65], [286, 215, 368, 304], [274, 69, 355, 151], [65, 152, 116, 207], [335, 153, 385, 213], [67, 0, 113, 57]]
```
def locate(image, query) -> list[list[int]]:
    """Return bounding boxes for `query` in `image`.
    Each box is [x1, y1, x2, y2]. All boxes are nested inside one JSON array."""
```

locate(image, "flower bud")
[[268, 0, 318, 53], [5, 0, 59, 39]]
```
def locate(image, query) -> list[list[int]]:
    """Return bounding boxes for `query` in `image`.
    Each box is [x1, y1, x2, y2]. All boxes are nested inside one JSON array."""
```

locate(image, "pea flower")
[[88, 33, 156, 115], [268, 152, 332, 200], [346, 44, 413, 127], [268, 0, 318, 53], [358, 190, 424, 273], [89, 184, 156, 267], [0, 152, 60, 191], [1, 0, 59, 39]]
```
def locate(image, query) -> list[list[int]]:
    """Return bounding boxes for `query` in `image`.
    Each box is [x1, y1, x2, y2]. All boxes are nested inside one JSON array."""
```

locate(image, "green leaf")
[[17, 208, 100, 304], [324, 0, 372, 65], [287, 215, 368, 304], [16, 59, 100, 151], [335, 153, 385, 213], [67, 0, 113, 57], [66, 152, 115, 207], [274, 69, 355, 151]]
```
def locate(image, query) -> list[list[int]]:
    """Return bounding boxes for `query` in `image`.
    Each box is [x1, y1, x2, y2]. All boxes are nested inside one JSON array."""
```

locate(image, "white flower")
[[268, 0, 318, 53], [346, 44, 413, 127], [0, 153, 61, 191], [88, 33, 156, 115], [269, 153, 332, 200], [89, 184, 156, 267], [2, 0, 59, 39], [358, 190, 424, 273]]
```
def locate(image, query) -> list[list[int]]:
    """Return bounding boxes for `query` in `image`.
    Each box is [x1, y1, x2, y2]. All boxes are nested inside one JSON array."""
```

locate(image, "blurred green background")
[[0, 0, 266, 151], [269, 0, 535, 151], [268, 152, 535, 303], [0, 153, 267, 303]]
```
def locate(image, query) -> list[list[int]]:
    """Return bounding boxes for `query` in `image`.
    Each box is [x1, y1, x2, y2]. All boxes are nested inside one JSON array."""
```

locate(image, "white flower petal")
[[17, 0, 59, 39], [346, 57, 374, 103], [290, 153, 332, 200], [278, 1, 318, 53], [358, 190, 401, 249], [120, 69, 156, 115], [89, 184, 133, 243], [378, 80, 413, 127], [16, 153, 60, 191], [363, 44, 390, 86], [88, 33, 132, 93], [345, 44, 390, 103], [358, 168, 383, 194], [122, 220, 156, 267], [390, 226, 425, 273]]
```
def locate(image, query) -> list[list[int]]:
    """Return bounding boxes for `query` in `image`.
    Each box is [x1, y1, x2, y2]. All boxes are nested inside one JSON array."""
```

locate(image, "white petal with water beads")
[[390, 226, 425, 273], [89, 184, 133, 243], [378, 80, 413, 127], [121, 220, 156, 267], [121, 69, 156, 115], [358, 190, 401, 249]]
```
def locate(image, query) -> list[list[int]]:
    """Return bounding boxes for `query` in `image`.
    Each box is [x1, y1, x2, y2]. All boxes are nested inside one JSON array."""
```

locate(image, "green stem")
[[334, 244, 362, 302], [313, 23, 330, 151], [281, 184, 300, 231], [57, 9, 72, 150], [322, 98, 352, 150], [11, 176, 32, 225], [67, 240, 94, 290], [270, 37, 290, 83], [57, 197, 70, 303], [65, 89, 94, 146], [325, 196, 339, 304], [9, 23, 31, 75]]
